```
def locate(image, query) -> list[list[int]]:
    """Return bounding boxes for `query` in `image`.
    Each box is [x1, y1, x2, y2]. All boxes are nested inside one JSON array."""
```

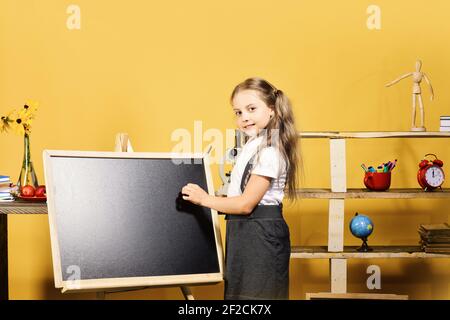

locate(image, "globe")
[[349, 213, 374, 252], [350, 213, 374, 238]]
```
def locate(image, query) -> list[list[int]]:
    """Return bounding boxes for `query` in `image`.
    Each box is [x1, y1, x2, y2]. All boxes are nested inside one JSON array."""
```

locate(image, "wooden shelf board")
[[297, 188, 450, 199], [299, 131, 450, 139], [291, 246, 450, 259], [306, 292, 408, 300]]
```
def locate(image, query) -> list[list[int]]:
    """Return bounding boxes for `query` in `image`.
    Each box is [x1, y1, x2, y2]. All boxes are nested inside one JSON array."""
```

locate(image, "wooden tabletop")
[[0, 200, 48, 214]]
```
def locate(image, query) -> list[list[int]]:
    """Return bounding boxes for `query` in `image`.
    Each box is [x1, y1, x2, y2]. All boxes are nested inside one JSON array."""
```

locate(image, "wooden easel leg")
[[115, 133, 134, 152], [0, 214, 8, 300], [180, 286, 194, 300]]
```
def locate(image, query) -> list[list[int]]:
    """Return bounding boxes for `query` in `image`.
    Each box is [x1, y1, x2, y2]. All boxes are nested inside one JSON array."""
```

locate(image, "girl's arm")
[[181, 174, 272, 215]]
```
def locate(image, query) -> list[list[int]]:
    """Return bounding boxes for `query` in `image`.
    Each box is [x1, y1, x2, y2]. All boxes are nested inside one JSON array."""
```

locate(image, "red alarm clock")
[[417, 153, 445, 191]]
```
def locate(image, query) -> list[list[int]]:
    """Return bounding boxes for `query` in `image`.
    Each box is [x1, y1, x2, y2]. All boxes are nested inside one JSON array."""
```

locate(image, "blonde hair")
[[231, 77, 302, 201]]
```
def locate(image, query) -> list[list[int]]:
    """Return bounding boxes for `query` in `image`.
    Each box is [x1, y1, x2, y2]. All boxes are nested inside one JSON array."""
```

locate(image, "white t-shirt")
[[226, 135, 287, 205]]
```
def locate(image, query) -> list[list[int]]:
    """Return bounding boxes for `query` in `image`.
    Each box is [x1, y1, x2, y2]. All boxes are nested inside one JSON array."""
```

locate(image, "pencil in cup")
[[388, 159, 397, 172]]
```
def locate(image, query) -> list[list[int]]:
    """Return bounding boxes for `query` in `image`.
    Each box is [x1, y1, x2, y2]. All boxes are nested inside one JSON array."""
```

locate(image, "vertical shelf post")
[[328, 200, 345, 251], [328, 138, 347, 293], [330, 259, 347, 293], [329, 138, 347, 192]]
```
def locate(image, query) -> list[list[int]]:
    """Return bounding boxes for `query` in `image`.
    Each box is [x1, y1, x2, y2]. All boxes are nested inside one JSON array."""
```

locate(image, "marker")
[[387, 161, 393, 171], [377, 166, 383, 173], [368, 166, 376, 172], [390, 159, 397, 171], [386, 161, 393, 171]]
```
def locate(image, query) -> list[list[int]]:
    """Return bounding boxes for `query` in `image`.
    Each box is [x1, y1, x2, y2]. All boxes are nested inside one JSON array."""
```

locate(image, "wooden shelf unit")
[[296, 131, 450, 297]]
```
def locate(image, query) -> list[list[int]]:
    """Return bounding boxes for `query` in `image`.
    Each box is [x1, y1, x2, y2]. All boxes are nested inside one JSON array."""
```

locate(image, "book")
[[0, 175, 11, 183], [418, 223, 450, 253], [419, 231, 450, 237], [440, 116, 450, 131], [0, 186, 12, 193], [419, 223, 450, 233], [420, 239, 450, 245], [424, 247, 450, 254], [422, 242, 450, 247]]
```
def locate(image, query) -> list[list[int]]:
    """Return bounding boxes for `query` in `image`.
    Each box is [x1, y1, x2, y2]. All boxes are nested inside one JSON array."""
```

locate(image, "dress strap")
[[240, 153, 257, 193]]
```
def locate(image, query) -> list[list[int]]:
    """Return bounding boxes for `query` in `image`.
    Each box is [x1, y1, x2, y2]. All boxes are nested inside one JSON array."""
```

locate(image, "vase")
[[16, 133, 39, 191]]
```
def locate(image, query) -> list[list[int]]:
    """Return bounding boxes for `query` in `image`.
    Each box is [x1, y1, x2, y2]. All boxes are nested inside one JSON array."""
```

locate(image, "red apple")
[[35, 185, 46, 197], [21, 185, 35, 197]]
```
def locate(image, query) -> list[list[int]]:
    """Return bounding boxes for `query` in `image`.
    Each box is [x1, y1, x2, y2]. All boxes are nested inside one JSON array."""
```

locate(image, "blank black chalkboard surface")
[[43, 150, 223, 293]]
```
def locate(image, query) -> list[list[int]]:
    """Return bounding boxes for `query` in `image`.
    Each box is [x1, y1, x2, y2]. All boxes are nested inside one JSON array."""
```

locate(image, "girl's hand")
[[181, 183, 209, 206]]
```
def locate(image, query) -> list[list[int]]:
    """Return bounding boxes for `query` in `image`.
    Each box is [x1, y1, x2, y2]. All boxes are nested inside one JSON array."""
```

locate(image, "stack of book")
[[0, 175, 14, 202], [440, 116, 450, 132], [418, 223, 450, 254]]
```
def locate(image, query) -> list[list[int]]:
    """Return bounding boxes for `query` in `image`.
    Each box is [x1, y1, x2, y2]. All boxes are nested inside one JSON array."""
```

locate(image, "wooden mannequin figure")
[[386, 60, 434, 132]]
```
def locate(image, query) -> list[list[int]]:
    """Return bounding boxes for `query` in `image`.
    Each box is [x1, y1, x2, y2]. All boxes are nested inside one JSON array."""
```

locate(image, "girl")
[[181, 77, 300, 300]]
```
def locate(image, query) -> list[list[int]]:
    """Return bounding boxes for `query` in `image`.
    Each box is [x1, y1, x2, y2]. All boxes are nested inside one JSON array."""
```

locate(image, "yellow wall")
[[1, 0, 449, 299]]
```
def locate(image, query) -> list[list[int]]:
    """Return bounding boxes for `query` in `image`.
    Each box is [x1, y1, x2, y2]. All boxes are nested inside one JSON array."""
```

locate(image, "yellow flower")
[[0, 116, 10, 133], [22, 100, 38, 117], [0, 111, 15, 133], [18, 108, 33, 128], [10, 114, 26, 136], [20, 100, 37, 122], [1, 100, 38, 135]]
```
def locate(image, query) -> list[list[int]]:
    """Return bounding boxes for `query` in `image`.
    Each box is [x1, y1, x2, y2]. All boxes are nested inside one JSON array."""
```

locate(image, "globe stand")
[[357, 237, 373, 252]]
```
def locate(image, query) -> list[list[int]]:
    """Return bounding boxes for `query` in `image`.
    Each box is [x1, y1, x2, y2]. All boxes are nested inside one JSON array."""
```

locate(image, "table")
[[0, 200, 48, 300]]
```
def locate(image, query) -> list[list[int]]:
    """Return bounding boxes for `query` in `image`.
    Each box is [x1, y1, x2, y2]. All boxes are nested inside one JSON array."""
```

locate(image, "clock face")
[[424, 166, 444, 187]]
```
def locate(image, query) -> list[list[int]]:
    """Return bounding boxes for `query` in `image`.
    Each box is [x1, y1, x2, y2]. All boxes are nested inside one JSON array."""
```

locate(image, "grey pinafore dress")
[[224, 154, 291, 300]]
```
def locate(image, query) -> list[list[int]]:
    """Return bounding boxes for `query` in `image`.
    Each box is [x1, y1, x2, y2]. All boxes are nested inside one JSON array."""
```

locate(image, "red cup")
[[364, 172, 391, 191]]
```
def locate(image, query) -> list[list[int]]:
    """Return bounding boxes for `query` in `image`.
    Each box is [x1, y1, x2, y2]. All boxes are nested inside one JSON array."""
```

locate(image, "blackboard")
[[43, 151, 223, 293]]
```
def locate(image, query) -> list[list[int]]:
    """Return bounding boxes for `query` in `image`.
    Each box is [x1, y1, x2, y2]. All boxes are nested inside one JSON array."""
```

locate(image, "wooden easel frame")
[[43, 133, 224, 300]]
